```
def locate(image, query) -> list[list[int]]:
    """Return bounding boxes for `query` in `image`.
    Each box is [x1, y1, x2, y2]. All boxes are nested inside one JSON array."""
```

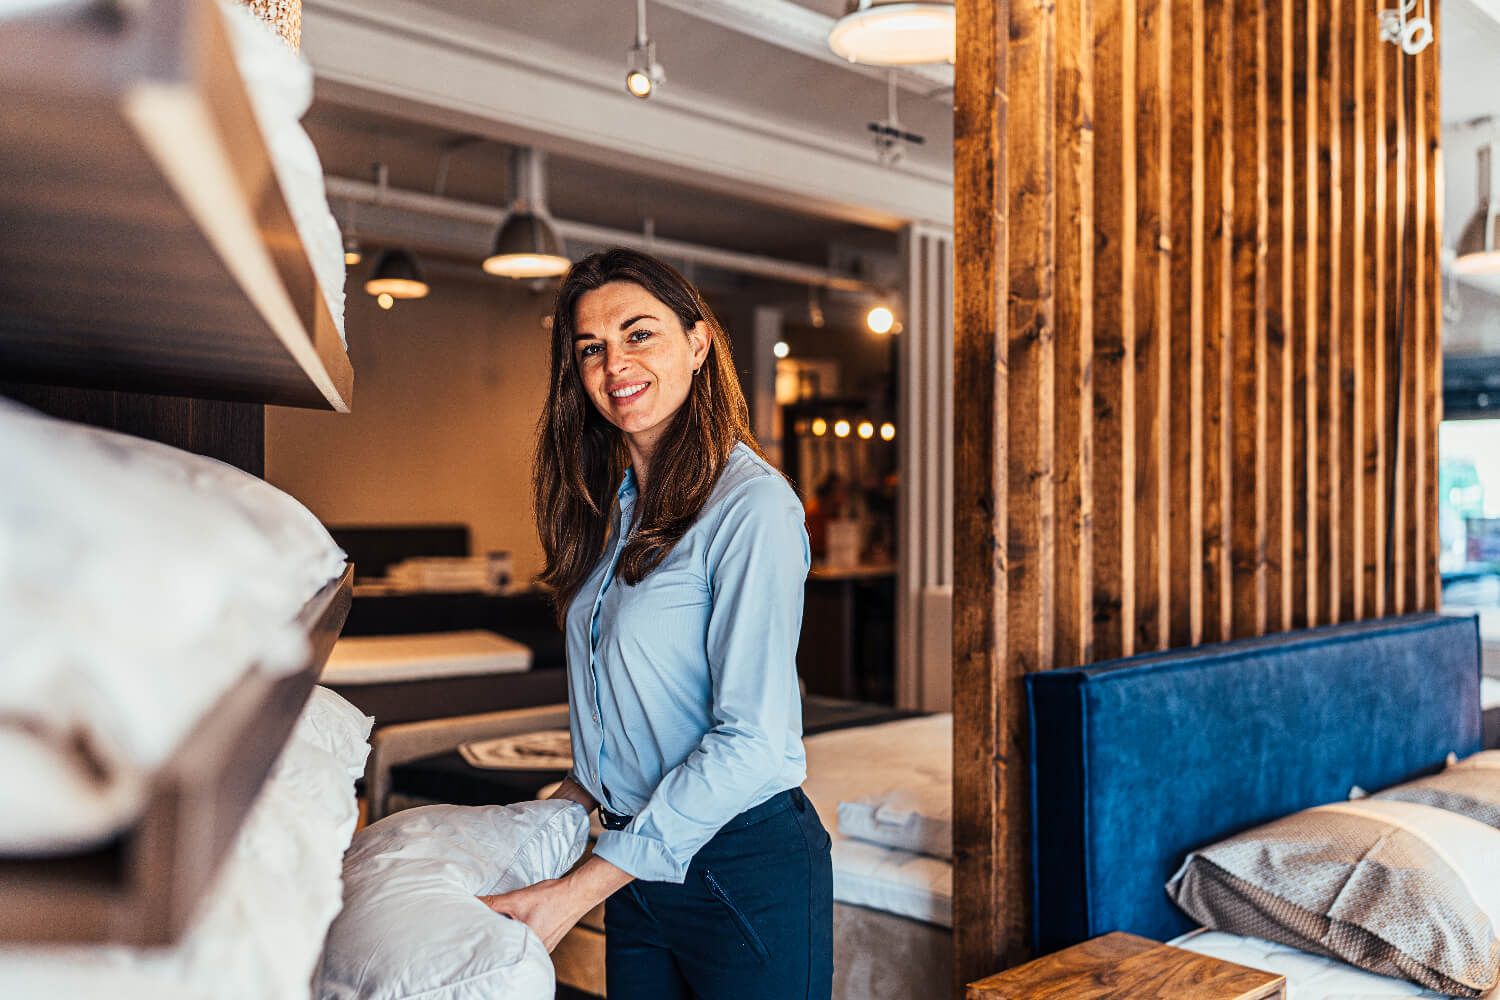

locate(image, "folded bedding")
[[0, 686, 371, 1000], [0, 399, 346, 852]]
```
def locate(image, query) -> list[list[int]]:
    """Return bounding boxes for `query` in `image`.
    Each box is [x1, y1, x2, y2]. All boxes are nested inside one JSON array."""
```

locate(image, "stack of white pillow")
[[0, 397, 346, 852]]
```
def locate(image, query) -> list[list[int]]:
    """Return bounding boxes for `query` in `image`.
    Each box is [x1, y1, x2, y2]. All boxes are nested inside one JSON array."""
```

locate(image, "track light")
[[626, 0, 665, 98], [483, 147, 571, 279], [365, 249, 429, 300], [828, 1, 956, 66], [343, 234, 362, 267]]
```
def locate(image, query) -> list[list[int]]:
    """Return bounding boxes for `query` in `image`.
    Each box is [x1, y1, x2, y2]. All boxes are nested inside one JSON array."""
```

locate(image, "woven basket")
[[237, 0, 301, 51]]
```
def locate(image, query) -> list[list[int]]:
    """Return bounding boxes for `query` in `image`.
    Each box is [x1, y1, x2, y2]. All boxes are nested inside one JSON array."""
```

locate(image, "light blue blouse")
[[565, 442, 810, 883]]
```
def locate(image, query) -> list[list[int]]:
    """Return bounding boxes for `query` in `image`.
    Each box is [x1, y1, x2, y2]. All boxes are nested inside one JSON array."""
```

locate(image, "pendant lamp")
[[828, 0, 955, 66], [1456, 144, 1500, 276], [483, 147, 571, 279], [365, 249, 429, 299]]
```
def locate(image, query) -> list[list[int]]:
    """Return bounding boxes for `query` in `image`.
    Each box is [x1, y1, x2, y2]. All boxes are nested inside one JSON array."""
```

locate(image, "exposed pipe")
[[323, 175, 874, 293]]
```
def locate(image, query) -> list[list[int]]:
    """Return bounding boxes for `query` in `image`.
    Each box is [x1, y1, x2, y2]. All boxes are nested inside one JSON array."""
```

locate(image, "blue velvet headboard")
[[1026, 613, 1482, 955]]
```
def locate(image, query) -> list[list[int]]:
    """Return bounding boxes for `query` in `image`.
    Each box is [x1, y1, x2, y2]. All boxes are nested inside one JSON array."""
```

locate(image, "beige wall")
[[267, 267, 554, 584]]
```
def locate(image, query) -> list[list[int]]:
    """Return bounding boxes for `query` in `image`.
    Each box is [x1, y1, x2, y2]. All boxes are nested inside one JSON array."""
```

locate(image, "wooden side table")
[[967, 932, 1286, 1000]]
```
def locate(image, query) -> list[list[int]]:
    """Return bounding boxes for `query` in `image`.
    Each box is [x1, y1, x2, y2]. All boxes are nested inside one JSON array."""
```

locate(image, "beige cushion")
[[1374, 755, 1500, 829], [1166, 798, 1500, 996]]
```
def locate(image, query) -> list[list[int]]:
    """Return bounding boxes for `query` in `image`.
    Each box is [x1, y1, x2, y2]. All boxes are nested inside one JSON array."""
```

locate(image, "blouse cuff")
[[592, 829, 687, 884]]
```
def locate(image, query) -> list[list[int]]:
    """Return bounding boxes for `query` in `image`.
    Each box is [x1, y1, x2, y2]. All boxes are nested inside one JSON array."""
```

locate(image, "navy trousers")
[[602, 787, 834, 1000]]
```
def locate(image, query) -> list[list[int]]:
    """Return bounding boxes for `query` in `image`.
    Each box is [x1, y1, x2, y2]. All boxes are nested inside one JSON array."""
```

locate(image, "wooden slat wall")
[[953, 0, 1444, 984]]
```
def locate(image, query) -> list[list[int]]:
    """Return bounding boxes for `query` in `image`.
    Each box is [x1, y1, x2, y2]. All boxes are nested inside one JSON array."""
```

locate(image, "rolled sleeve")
[[594, 475, 810, 883]]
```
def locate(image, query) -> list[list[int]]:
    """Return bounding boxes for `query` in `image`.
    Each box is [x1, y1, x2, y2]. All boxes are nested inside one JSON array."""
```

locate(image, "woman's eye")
[[629, 329, 652, 343], [580, 344, 603, 358]]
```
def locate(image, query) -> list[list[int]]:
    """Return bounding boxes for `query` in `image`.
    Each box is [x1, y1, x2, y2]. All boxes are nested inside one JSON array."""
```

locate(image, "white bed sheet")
[[1170, 928, 1500, 1000], [322, 630, 533, 685], [803, 716, 953, 928]]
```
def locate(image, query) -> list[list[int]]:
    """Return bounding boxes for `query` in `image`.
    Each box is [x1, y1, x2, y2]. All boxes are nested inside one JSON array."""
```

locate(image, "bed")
[[1027, 612, 1487, 997]]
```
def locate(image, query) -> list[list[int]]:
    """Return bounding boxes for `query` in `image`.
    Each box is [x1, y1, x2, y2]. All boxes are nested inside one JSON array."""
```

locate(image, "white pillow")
[[319, 801, 590, 1000], [831, 714, 951, 859], [296, 687, 374, 781]]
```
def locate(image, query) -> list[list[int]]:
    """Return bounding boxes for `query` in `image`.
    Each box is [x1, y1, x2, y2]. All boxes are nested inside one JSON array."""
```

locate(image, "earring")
[[692, 367, 700, 376]]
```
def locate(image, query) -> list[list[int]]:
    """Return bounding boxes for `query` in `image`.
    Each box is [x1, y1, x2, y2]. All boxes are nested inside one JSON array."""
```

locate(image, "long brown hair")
[[533, 248, 765, 623]]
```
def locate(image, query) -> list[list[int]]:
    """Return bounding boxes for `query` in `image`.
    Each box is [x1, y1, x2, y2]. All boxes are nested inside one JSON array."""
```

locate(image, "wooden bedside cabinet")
[[967, 932, 1285, 1000]]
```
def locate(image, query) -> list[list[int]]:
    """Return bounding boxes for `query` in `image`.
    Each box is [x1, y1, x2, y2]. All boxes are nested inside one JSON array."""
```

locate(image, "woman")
[[481, 248, 833, 1000]]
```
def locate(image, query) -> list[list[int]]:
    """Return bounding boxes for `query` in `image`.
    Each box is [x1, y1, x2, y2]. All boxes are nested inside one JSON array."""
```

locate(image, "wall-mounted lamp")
[[365, 249, 429, 301], [626, 0, 666, 98], [1456, 144, 1500, 275], [828, 0, 955, 66], [483, 147, 571, 279]]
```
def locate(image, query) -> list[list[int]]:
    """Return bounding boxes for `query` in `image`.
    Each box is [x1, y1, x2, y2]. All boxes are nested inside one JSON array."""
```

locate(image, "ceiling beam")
[[649, 0, 954, 100], [301, 0, 953, 229]]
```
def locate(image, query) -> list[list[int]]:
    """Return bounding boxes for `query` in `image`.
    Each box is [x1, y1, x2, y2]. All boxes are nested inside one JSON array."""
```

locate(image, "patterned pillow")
[[1374, 753, 1500, 829], [1166, 799, 1500, 996]]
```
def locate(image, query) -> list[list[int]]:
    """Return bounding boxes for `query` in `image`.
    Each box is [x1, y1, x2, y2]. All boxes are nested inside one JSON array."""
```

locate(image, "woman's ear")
[[688, 320, 712, 370]]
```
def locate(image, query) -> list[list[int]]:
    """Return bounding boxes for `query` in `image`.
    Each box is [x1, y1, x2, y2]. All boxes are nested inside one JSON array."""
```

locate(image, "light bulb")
[[834, 419, 851, 438], [773, 341, 790, 359], [857, 421, 875, 439], [867, 306, 895, 334], [880, 422, 896, 441], [378, 293, 394, 310], [811, 418, 828, 437]]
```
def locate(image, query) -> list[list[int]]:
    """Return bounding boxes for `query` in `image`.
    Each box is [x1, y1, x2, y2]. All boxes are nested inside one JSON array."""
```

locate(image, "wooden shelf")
[[0, 564, 354, 946], [0, 0, 352, 411]]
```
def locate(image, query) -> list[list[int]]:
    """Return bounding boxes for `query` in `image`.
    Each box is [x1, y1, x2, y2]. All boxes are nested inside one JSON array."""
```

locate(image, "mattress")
[[321, 630, 531, 684], [802, 716, 952, 928], [1170, 929, 1498, 1000]]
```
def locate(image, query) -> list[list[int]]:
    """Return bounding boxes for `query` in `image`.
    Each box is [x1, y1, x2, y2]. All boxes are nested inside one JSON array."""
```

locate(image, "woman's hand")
[[548, 775, 598, 812], [478, 856, 632, 952]]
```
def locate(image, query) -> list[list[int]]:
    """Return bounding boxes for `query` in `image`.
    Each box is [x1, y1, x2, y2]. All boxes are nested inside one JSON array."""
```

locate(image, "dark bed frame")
[[1025, 613, 1483, 955]]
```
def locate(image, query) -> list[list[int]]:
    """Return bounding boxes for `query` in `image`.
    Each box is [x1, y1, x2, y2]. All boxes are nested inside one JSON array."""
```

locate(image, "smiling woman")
[[502, 248, 833, 1000]]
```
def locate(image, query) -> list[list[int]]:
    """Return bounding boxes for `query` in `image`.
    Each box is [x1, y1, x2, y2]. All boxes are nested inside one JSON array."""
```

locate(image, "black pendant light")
[[364, 249, 429, 299], [482, 147, 571, 279]]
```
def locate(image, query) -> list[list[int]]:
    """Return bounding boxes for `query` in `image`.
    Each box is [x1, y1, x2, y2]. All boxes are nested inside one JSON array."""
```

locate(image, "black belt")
[[597, 787, 806, 833]]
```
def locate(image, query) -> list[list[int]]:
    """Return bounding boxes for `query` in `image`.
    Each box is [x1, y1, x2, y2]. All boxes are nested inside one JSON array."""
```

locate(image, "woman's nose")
[[604, 344, 630, 373]]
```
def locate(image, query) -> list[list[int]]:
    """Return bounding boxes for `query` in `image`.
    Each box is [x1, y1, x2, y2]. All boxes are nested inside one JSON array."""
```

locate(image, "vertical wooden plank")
[[1168, 0, 1204, 650], [1263, 0, 1291, 633], [1424, 15, 1442, 611], [1409, 36, 1429, 613], [1289, 0, 1313, 629], [1387, 22, 1408, 614], [1338, 0, 1365, 622], [953, 0, 1008, 982], [1003, 0, 1056, 959], [1055, 0, 1095, 668], [1135, 0, 1171, 652], [1365, 16, 1389, 619], [1229, 0, 1267, 638], [1312, 0, 1338, 626], [1092, 0, 1138, 661], [1201, 0, 1233, 643]]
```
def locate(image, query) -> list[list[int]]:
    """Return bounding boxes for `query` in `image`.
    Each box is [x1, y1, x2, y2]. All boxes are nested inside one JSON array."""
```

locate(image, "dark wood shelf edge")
[[0, 564, 353, 945]]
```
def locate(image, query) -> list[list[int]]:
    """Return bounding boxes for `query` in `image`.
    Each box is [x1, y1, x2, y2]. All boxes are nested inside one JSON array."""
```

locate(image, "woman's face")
[[572, 281, 710, 461]]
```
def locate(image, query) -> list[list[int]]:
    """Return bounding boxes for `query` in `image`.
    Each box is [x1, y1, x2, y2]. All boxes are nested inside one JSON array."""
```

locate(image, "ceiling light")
[[812, 418, 828, 437], [857, 421, 875, 439], [1456, 143, 1500, 275], [834, 419, 852, 438], [365, 249, 429, 299], [626, 0, 665, 98], [867, 305, 895, 334], [377, 293, 394, 310], [828, 1, 956, 66], [773, 341, 790, 359], [343, 234, 362, 267], [880, 422, 896, 441], [483, 147, 571, 279]]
